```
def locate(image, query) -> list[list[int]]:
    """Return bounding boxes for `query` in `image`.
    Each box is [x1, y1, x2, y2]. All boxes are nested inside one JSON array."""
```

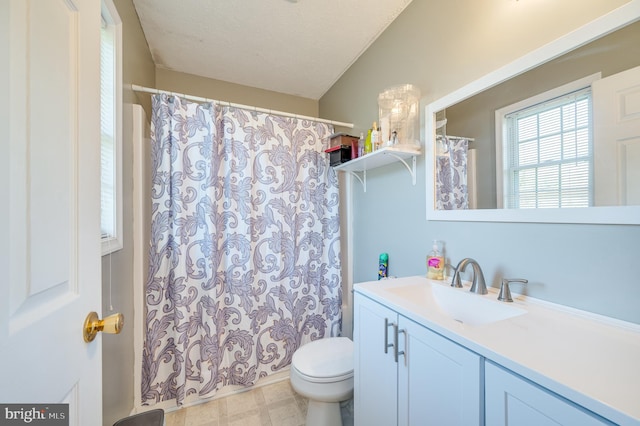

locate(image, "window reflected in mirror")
[[435, 20, 640, 211]]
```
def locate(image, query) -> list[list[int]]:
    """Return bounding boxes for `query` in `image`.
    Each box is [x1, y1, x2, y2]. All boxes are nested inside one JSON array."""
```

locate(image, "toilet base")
[[305, 399, 342, 426]]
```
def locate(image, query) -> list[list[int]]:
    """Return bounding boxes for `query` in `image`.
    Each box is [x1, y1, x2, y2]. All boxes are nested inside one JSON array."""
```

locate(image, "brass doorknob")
[[83, 311, 124, 343]]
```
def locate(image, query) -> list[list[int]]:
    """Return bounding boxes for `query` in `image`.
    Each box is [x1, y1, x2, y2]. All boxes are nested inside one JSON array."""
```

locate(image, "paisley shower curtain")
[[435, 136, 469, 210], [141, 94, 342, 406]]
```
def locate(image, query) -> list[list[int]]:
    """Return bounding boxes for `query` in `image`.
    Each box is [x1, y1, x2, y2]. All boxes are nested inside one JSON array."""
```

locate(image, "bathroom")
[[2, 0, 638, 425], [102, 0, 640, 424]]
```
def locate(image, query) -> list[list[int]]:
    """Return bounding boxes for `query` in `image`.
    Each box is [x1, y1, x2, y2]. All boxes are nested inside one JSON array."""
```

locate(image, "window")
[[101, 0, 123, 255], [496, 75, 599, 209]]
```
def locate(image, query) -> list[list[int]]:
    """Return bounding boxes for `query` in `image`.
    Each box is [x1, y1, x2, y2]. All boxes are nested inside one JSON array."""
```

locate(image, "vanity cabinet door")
[[354, 294, 399, 426], [485, 362, 613, 426], [398, 317, 482, 426]]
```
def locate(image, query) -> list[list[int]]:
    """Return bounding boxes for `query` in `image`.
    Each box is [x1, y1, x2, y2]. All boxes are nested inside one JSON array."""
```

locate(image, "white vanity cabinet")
[[354, 293, 482, 426], [484, 362, 613, 426], [354, 276, 640, 425]]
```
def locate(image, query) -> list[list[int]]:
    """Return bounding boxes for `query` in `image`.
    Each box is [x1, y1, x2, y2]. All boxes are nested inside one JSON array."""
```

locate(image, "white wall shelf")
[[333, 146, 420, 192]]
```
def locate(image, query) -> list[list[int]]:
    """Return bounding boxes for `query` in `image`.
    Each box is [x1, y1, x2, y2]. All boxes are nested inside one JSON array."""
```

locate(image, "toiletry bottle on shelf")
[[371, 122, 379, 151], [378, 253, 388, 280], [358, 133, 365, 157], [427, 240, 444, 280], [391, 130, 398, 146], [364, 128, 372, 154]]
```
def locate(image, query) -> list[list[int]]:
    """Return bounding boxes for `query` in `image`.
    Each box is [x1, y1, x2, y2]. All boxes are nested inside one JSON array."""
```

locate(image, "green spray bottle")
[[378, 253, 388, 280]]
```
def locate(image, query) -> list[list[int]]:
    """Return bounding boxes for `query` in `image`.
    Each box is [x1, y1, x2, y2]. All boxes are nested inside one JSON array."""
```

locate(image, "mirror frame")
[[426, 0, 640, 224]]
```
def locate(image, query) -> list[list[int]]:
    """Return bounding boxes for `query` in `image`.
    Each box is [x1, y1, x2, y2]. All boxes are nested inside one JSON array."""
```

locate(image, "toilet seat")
[[291, 337, 353, 383], [292, 365, 353, 383]]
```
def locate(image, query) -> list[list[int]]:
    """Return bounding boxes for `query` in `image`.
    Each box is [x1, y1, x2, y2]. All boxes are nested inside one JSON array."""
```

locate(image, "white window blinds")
[[504, 87, 593, 209], [101, 20, 116, 239], [100, 0, 122, 255]]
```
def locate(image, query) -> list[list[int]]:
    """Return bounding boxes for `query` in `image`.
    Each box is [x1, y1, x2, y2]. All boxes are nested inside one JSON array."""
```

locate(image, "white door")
[[398, 317, 481, 426], [353, 294, 399, 426], [1, 0, 102, 425], [485, 362, 609, 425], [593, 66, 640, 206]]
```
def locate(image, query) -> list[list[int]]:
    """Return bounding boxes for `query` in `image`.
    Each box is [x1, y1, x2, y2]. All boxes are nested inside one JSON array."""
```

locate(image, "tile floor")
[[164, 379, 354, 426]]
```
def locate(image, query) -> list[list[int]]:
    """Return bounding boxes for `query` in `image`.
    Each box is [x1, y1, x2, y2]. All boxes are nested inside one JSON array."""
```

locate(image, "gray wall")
[[156, 68, 319, 117], [102, 1, 155, 425], [320, 0, 640, 324]]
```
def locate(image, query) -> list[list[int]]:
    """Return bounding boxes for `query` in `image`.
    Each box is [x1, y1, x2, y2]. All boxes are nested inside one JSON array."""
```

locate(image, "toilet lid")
[[292, 337, 353, 380]]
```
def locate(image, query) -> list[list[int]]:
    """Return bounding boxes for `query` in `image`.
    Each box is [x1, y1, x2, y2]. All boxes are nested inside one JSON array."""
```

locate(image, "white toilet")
[[290, 336, 354, 426]]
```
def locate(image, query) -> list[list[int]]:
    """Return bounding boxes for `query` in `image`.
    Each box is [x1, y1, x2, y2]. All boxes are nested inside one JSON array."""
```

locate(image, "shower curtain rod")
[[436, 134, 475, 142], [131, 84, 354, 129]]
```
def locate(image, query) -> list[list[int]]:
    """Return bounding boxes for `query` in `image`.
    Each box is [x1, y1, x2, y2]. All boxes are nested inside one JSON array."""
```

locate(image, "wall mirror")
[[426, 2, 640, 224]]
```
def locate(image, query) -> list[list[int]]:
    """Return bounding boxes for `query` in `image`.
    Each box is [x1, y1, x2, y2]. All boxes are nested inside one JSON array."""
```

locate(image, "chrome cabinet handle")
[[395, 327, 406, 363], [384, 318, 395, 354]]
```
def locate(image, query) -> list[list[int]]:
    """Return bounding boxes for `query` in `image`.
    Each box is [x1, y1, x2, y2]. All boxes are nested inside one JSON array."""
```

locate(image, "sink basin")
[[386, 282, 526, 326]]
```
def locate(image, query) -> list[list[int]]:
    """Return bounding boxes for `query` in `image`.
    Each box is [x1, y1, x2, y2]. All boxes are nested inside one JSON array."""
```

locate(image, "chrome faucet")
[[451, 258, 488, 295]]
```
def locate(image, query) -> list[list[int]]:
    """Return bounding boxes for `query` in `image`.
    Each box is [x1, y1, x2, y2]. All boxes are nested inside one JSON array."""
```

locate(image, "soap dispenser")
[[427, 240, 444, 280]]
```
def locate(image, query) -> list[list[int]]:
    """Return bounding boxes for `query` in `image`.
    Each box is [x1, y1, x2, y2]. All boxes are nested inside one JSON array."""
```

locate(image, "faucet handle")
[[498, 278, 528, 302], [450, 263, 463, 288]]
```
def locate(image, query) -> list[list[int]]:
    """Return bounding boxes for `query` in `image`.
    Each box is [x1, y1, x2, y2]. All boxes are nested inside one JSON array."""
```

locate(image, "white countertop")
[[354, 276, 640, 426]]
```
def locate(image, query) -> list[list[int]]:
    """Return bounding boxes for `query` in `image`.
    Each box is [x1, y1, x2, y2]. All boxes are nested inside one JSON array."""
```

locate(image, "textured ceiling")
[[133, 0, 413, 100]]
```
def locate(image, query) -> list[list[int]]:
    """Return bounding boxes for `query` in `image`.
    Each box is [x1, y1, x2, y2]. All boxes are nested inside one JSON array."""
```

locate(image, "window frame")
[[100, 0, 123, 255], [495, 73, 600, 209]]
